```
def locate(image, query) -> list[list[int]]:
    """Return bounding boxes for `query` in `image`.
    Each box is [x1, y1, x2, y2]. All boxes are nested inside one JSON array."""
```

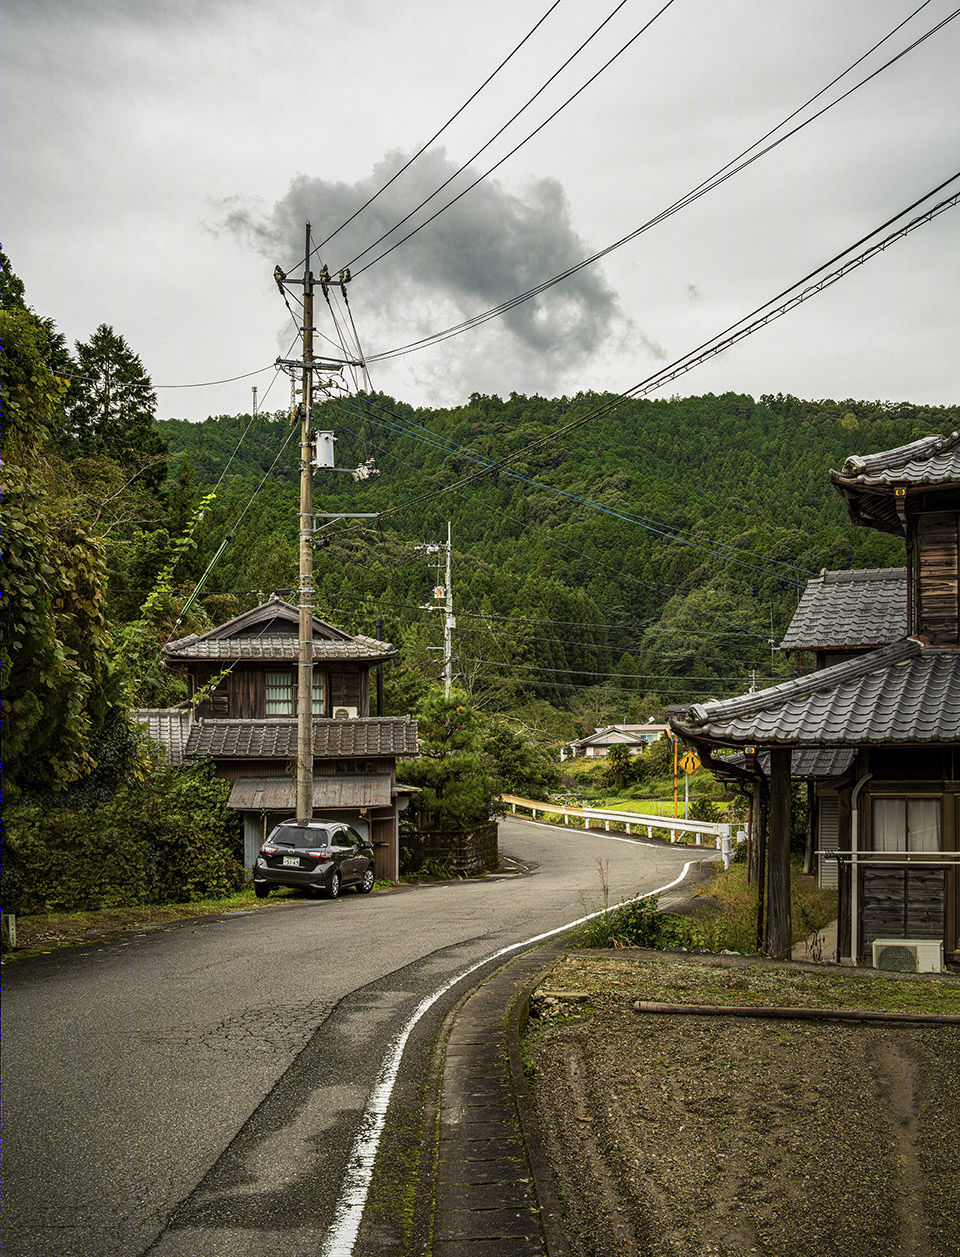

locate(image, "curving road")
[[2, 818, 708, 1257]]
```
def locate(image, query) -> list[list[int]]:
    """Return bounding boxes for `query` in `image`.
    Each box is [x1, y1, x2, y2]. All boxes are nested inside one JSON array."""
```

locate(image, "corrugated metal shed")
[[227, 774, 394, 810]]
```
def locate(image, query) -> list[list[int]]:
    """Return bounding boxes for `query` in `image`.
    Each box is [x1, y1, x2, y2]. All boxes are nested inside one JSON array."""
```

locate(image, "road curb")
[[413, 937, 573, 1256]]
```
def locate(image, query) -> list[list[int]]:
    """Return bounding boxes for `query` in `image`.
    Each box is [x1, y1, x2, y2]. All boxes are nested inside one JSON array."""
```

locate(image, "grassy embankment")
[[580, 859, 836, 956]]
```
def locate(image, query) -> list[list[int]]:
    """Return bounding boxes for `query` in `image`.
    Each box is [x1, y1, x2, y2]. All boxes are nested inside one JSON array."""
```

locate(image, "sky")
[[5, 0, 959, 424]]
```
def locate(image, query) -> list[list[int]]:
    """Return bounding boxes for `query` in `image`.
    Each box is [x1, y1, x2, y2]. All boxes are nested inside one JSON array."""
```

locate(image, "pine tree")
[[67, 324, 165, 486]]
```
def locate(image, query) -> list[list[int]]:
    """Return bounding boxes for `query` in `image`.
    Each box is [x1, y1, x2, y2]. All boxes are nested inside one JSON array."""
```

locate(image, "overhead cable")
[[341, 0, 679, 274], [367, 2, 957, 359], [310, 0, 566, 258]]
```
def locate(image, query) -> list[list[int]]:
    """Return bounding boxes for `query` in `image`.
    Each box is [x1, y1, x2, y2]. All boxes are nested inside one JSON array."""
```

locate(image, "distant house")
[[672, 433, 960, 968], [137, 594, 418, 880], [563, 724, 671, 760]]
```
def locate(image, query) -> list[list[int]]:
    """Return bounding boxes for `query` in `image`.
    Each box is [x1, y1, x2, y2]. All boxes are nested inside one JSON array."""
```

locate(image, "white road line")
[[319, 860, 699, 1257]]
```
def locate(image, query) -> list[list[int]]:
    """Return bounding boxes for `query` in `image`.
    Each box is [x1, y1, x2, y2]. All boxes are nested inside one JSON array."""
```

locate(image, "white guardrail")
[[502, 794, 744, 866]]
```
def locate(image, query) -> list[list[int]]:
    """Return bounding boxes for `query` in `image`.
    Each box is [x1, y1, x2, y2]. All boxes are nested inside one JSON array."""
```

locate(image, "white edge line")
[[319, 859, 700, 1257]]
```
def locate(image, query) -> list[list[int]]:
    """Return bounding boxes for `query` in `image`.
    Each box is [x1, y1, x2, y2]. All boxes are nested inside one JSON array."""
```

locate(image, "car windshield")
[[269, 826, 329, 848]]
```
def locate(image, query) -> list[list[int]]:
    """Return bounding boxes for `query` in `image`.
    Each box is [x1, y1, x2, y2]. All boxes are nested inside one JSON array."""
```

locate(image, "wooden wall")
[[915, 511, 959, 644]]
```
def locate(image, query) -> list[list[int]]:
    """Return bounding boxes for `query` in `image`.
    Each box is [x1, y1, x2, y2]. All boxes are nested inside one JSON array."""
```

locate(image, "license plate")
[[282, 856, 300, 867]]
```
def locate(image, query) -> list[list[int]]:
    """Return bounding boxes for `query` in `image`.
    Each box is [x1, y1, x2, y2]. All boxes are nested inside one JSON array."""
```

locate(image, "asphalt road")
[[2, 818, 706, 1257]]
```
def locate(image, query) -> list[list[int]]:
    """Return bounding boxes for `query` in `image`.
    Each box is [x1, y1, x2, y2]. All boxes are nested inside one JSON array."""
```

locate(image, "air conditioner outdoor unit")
[[332, 706, 358, 720], [872, 938, 944, 973]]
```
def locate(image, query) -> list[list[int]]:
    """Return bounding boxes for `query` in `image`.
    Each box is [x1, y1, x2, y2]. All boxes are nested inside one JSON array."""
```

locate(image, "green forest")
[[4, 245, 959, 798]]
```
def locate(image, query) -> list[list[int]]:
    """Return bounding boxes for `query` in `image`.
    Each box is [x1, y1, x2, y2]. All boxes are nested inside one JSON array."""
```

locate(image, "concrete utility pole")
[[296, 223, 316, 825], [418, 523, 456, 697], [443, 521, 454, 697], [273, 225, 372, 823]]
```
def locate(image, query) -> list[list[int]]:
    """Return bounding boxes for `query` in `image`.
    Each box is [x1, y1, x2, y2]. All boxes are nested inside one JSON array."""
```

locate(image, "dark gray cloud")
[[219, 148, 638, 375]]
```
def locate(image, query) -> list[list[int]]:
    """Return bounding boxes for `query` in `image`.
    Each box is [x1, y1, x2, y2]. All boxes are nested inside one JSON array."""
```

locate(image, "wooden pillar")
[[837, 784, 852, 961], [767, 747, 792, 959], [803, 780, 816, 876]]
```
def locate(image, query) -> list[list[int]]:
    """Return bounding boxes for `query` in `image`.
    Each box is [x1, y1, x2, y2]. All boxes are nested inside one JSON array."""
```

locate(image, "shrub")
[[2, 759, 244, 913]]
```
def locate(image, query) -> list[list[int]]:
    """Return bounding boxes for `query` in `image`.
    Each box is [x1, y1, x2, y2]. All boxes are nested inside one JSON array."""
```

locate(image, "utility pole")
[[296, 223, 316, 825], [418, 521, 456, 697], [252, 385, 258, 417], [273, 224, 374, 824], [443, 521, 454, 696]]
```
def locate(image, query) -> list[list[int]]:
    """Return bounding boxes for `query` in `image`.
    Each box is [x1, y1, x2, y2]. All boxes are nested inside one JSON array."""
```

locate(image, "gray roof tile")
[[779, 567, 907, 651], [832, 432, 960, 486], [164, 635, 395, 663], [672, 641, 960, 746], [184, 716, 419, 760]]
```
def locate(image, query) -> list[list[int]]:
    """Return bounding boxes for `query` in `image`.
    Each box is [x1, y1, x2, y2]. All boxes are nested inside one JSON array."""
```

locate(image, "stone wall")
[[422, 821, 499, 875]]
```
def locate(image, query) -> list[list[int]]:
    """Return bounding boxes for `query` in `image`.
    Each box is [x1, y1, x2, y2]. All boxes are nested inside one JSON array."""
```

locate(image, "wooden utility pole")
[[296, 223, 316, 824]]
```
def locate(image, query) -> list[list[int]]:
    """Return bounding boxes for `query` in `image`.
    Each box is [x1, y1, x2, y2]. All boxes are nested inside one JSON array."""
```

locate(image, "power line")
[[333, 393, 812, 587], [368, 174, 960, 523], [343, 0, 678, 276], [366, 2, 956, 360], [310, 0, 566, 258]]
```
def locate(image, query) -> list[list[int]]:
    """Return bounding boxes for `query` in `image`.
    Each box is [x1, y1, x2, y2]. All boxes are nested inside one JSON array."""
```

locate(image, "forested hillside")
[[156, 389, 958, 739], [5, 242, 956, 759]]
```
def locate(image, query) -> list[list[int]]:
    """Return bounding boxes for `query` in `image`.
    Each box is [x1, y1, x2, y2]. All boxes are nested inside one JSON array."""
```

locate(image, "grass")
[[540, 953, 960, 1016], [579, 860, 836, 956], [1, 879, 401, 963]]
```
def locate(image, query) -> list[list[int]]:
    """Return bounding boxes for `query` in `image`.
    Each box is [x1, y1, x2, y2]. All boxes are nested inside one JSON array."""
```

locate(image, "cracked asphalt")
[[2, 819, 704, 1257]]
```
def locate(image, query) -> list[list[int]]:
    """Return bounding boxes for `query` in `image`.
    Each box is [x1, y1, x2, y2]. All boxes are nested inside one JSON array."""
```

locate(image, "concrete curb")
[[414, 938, 573, 1256]]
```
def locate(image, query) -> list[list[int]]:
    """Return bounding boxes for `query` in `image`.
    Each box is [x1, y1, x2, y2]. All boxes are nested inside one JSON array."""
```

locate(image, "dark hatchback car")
[[253, 820, 375, 899]]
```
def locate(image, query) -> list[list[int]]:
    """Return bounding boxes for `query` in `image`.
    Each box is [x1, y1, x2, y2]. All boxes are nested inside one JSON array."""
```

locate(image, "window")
[[312, 672, 327, 716], [872, 797, 941, 852], [265, 670, 327, 716], [266, 671, 295, 716]]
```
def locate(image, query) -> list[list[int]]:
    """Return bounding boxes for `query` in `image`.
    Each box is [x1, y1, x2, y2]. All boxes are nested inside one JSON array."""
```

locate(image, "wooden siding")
[[191, 662, 372, 719], [915, 511, 959, 644], [860, 867, 946, 951]]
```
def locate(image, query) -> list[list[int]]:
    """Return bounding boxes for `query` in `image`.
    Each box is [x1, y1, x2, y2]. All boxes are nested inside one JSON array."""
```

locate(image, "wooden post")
[[803, 780, 816, 876], [767, 747, 792, 959], [837, 784, 853, 960], [755, 794, 768, 951]]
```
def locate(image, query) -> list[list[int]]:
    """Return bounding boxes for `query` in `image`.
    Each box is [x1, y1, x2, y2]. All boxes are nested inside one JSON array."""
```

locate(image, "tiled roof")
[[671, 640, 960, 746], [133, 707, 193, 766], [717, 748, 856, 779], [227, 774, 394, 810], [830, 432, 960, 534], [832, 432, 960, 486], [779, 568, 907, 651], [184, 716, 418, 759], [164, 635, 395, 663]]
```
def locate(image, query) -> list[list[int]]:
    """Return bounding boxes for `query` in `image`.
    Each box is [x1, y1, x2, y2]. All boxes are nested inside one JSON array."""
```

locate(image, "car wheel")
[[356, 866, 375, 894], [327, 871, 341, 900], [254, 882, 270, 899]]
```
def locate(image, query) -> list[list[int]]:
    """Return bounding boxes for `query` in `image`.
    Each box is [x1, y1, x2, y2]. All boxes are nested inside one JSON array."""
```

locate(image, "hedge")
[[2, 761, 245, 914]]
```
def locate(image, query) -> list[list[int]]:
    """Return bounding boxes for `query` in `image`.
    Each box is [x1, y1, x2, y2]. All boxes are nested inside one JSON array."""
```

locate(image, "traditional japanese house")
[[153, 594, 418, 880], [671, 433, 960, 968]]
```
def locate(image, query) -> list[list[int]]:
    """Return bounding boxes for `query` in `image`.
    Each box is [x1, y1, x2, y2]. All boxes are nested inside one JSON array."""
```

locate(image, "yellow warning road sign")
[[679, 751, 700, 775]]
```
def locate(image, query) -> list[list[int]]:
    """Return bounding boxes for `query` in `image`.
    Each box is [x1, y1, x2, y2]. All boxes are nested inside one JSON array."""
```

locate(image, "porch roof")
[[779, 567, 907, 652], [184, 715, 419, 760], [227, 773, 394, 811], [671, 640, 960, 747], [164, 634, 395, 663]]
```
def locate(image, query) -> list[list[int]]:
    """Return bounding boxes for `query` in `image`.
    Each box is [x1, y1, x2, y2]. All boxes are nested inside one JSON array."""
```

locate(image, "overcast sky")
[[5, 0, 958, 422]]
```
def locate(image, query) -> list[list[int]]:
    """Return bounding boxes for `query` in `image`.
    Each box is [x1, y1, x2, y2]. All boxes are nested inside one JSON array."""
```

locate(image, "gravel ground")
[[524, 951, 960, 1257]]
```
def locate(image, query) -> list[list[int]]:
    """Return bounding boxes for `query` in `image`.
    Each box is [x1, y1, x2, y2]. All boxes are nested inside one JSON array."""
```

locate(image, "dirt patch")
[[524, 952, 960, 1257]]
